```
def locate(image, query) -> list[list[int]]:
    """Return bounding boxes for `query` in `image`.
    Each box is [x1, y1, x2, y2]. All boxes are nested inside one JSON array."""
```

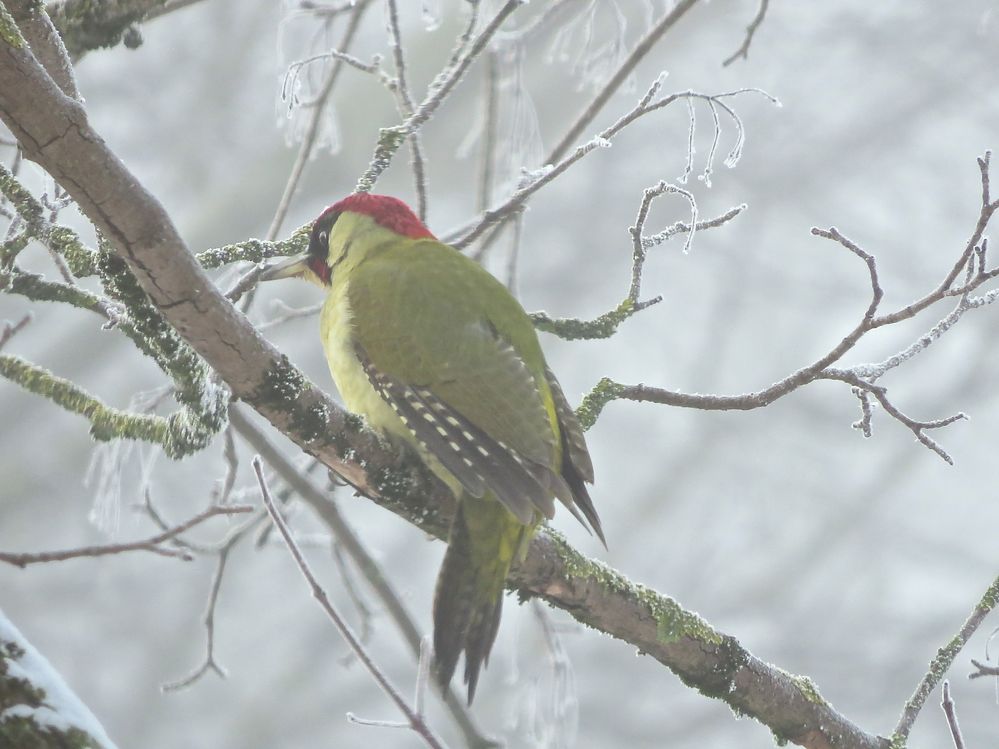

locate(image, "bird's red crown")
[[321, 193, 435, 240]]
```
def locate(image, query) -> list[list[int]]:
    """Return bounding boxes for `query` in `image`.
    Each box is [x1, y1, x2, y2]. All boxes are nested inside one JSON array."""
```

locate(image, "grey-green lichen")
[[652, 594, 722, 646], [546, 529, 723, 647], [0, 166, 97, 275], [0, 353, 169, 441], [575, 377, 625, 431], [254, 355, 308, 409], [355, 126, 408, 194], [291, 399, 331, 444], [789, 673, 827, 706], [0, 4, 26, 49], [48, 0, 162, 58], [532, 298, 648, 342], [196, 226, 311, 270], [95, 248, 228, 439]]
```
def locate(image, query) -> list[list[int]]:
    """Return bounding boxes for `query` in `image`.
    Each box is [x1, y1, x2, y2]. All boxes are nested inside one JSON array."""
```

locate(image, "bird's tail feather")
[[432, 497, 526, 703]]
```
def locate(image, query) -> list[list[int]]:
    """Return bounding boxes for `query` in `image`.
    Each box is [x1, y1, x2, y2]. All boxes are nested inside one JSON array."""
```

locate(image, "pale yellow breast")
[[319, 280, 464, 498], [320, 283, 406, 440]]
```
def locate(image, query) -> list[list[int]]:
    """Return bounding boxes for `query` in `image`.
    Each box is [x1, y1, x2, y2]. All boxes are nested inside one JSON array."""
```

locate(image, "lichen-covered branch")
[[890, 574, 999, 747], [0, 353, 216, 456], [46, 0, 205, 59]]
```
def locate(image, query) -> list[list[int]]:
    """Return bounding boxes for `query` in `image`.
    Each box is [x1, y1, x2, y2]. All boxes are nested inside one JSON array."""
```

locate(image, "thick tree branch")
[[46, 0, 208, 59]]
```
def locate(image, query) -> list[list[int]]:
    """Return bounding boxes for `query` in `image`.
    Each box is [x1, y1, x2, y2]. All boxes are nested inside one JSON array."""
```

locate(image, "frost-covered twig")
[[0, 504, 251, 568], [527, 182, 744, 343], [253, 456, 447, 749], [269, 0, 375, 243], [891, 573, 999, 745], [576, 154, 999, 459], [546, 0, 701, 164], [453, 83, 775, 249], [722, 0, 771, 67], [355, 0, 525, 193]]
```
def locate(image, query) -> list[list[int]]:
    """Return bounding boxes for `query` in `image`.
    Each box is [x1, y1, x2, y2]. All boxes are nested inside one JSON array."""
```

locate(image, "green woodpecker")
[[261, 194, 604, 702]]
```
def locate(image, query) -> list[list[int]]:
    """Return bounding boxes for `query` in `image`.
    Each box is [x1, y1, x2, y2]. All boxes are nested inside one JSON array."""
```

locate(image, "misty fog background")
[[2, 1, 999, 747]]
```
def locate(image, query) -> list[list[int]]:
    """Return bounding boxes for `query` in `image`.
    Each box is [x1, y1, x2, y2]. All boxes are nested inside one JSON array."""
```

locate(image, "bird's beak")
[[259, 254, 311, 282]]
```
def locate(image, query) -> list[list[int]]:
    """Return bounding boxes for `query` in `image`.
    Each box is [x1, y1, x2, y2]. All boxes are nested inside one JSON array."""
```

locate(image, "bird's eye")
[[319, 230, 329, 246]]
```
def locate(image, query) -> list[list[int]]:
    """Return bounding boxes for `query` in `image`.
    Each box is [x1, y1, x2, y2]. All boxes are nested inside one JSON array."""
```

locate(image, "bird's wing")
[[544, 367, 605, 546], [347, 242, 567, 524]]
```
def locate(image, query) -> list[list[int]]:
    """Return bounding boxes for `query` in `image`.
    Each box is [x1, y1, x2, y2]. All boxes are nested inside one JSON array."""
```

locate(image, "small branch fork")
[[721, 0, 771, 67], [530, 181, 745, 342], [253, 457, 446, 749], [0, 504, 252, 568], [578, 153, 999, 462]]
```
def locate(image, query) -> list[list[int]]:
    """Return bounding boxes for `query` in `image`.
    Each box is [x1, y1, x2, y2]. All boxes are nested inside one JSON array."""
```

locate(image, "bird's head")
[[259, 193, 434, 287]]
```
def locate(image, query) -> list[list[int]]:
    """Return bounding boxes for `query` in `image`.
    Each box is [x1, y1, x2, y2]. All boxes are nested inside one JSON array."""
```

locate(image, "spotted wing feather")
[[356, 345, 555, 525]]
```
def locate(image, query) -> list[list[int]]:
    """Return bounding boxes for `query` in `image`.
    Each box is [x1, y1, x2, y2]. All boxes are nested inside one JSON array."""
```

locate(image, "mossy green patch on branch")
[[355, 126, 407, 194], [254, 354, 308, 408], [575, 377, 625, 430], [196, 227, 311, 270], [790, 674, 827, 706], [532, 298, 643, 342], [651, 593, 723, 646], [0, 5, 25, 50], [0, 353, 170, 444]]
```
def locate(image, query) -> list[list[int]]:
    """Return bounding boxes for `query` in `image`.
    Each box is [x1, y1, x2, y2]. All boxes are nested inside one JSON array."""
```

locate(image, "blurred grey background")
[[2, 1, 999, 747]]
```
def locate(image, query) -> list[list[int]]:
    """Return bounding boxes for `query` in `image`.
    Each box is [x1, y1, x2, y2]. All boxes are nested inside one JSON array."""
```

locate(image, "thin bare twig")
[[258, 300, 324, 331], [161, 546, 235, 690], [0, 504, 252, 568], [526, 183, 744, 343], [230, 407, 495, 747], [940, 681, 966, 749], [478, 49, 499, 215], [0, 312, 32, 351], [722, 0, 771, 66], [253, 456, 446, 749]]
